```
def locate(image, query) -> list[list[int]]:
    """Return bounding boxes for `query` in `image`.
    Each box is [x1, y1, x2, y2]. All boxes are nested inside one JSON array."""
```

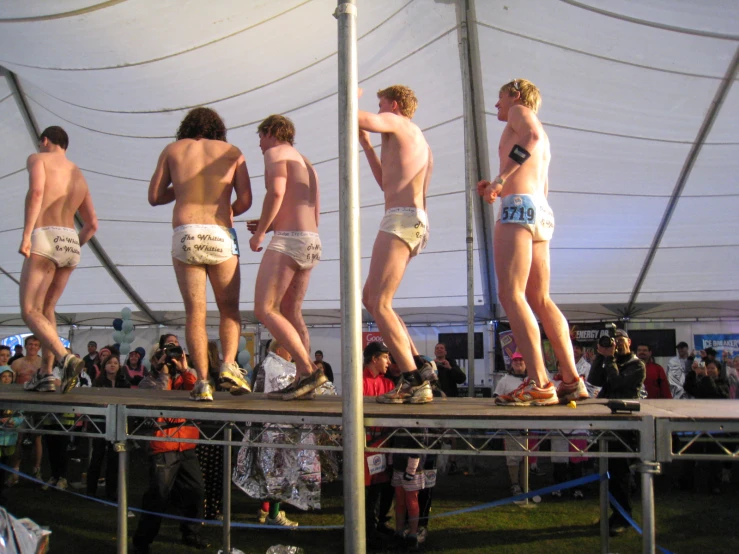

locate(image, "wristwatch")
[[493, 175, 505, 186]]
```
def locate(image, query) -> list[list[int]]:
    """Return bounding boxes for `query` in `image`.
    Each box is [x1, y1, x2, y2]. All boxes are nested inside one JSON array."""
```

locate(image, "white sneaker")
[[42, 477, 57, 491], [266, 511, 298, 527], [56, 477, 68, 490]]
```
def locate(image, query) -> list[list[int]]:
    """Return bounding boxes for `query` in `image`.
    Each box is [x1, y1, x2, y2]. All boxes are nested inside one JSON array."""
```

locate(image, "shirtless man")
[[247, 115, 325, 401], [477, 79, 588, 406], [18, 126, 96, 393], [10, 335, 42, 385], [149, 107, 253, 402], [358, 85, 436, 404]]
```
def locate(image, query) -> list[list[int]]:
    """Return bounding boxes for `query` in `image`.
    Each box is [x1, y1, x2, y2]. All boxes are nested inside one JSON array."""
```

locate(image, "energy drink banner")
[[693, 334, 739, 358]]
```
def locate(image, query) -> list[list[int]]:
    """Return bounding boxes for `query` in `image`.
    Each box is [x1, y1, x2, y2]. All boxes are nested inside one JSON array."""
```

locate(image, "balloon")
[[237, 350, 252, 368], [112, 330, 124, 343], [112, 318, 123, 331], [122, 320, 134, 334], [119, 343, 131, 355], [121, 307, 132, 320], [238, 336, 247, 350]]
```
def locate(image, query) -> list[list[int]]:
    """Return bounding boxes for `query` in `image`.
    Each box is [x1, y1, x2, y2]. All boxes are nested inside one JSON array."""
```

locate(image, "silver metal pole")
[[640, 416, 658, 554], [457, 0, 477, 396], [222, 426, 232, 553], [116, 441, 128, 554], [599, 437, 609, 554], [335, 2, 365, 553]]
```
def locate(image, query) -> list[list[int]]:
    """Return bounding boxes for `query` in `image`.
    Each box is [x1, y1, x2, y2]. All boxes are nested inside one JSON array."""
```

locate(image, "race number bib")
[[366, 453, 387, 476], [228, 227, 240, 256], [501, 195, 536, 224]]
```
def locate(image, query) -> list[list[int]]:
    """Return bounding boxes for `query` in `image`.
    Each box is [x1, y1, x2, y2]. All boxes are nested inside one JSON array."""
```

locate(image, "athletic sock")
[[269, 502, 281, 519], [261, 501, 270, 513], [413, 355, 426, 370]]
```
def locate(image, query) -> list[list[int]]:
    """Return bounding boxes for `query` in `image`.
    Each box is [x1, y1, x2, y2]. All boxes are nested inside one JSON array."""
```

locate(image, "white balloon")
[[237, 350, 252, 368], [112, 330, 124, 343], [122, 320, 134, 333], [121, 307, 132, 320], [119, 343, 131, 355], [238, 336, 247, 350]]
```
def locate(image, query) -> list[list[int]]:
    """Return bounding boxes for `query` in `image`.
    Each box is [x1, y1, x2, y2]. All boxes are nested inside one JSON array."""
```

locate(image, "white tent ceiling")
[[0, 0, 738, 330]]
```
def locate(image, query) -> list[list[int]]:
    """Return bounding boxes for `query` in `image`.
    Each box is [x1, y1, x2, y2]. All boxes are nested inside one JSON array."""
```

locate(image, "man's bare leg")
[[207, 256, 241, 365], [396, 314, 419, 357], [19, 256, 70, 371], [280, 269, 312, 355], [363, 232, 416, 374], [173, 259, 209, 381], [493, 223, 550, 386], [526, 241, 579, 383], [41, 265, 74, 376], [254, 250, 315, 378]]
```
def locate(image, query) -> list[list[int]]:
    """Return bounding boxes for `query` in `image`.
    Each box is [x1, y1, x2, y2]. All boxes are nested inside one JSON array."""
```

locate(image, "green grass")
[[3, 445, 736, 553]]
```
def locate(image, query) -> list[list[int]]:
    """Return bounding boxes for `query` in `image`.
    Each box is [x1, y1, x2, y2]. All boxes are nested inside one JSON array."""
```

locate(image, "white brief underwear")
[[171, 224, 239, 265], [30, 226, 80, 268], [267, 231, 321, 270], [379, 207, 429, 257], [497, 194, 555, 242]]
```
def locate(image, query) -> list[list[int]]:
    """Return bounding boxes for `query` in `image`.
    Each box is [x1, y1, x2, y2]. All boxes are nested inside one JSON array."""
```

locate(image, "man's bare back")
[[150, 139, 249, 228], [28, 152, 88, 229], [266, 144, 319, 233]]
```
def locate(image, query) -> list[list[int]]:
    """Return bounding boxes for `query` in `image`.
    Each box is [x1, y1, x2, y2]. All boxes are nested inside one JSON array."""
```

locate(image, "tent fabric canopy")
[[1, 0, 738, 329]]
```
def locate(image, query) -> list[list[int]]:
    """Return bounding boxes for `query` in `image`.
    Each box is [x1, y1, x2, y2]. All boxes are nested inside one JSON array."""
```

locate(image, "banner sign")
[[693, 334, 739, 358]]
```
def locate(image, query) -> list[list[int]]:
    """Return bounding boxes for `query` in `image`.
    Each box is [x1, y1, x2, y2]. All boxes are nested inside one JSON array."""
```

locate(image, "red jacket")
[[644, 362, 672, 399], [362, 367, 395, 397], [149, 371, 200, 455]]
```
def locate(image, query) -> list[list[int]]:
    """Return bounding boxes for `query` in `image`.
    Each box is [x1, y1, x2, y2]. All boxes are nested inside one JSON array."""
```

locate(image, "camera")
[[598, 323, 617, 348], [153, 342, 184, 373]]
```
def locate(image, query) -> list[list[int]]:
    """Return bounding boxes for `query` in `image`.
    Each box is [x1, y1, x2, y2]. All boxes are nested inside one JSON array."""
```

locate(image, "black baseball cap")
[[88, 341, 97, 347], [363, 341, 389, 359], [676, 341, 689, 349]]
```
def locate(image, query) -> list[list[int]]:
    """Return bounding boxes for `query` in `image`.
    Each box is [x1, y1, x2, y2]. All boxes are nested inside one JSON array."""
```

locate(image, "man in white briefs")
[[477, 79, 588, 406], [149, 107, 253, 402], [358, 85, 437, 404], [248, 115, 325, 401], [19, 126, 97, 393]]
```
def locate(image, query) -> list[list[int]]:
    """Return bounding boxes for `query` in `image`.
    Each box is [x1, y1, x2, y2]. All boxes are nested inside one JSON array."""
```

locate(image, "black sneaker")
[[59, 354, 84, 393], [23, 371, 56, 392], [182, 533, 209, 549], [267, 368, 327, 401]]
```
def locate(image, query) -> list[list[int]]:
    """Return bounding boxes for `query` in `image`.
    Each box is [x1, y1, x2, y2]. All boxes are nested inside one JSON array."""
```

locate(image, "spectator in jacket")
[[132, 347, 208, 553], [587, 329, 645, 536], [635, 343, 671, 399]]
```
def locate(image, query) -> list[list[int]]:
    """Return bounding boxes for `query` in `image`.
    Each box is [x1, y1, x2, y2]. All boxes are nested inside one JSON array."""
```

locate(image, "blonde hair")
[[377, 85, 418, 119], [499, 79, 541, 114]]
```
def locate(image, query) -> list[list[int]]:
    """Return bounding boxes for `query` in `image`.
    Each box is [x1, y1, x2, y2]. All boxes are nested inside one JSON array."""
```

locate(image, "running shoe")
[[267, 368, 326, 401], [495, 378, 559, 406], [41, 477, 57, 491], [257, 508, 269, 524], [59, 354, 85, 393], [23, 371, 56, 392], [376, 374, 433, 404], [189, 379, 214, 402], [556, 375, 590, 403], [266, 511, 298, 527], [219, 361, 252, 395]]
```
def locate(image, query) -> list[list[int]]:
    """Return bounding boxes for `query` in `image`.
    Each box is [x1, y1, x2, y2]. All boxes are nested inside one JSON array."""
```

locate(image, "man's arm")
[[76, 173, 98, 247], [231, 152, 253, 216], [19, 154, 45, 257], [422, 146, 434, 212], [302, 155, 320, 227], [448, 359, 467, 384], [359, 130, 383, 188], [147, 146, 175, 206], [249, 151, 287, 252]]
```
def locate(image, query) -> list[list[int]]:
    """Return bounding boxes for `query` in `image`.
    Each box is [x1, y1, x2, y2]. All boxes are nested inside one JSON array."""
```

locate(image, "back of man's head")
[[40, 126, 69, 150]]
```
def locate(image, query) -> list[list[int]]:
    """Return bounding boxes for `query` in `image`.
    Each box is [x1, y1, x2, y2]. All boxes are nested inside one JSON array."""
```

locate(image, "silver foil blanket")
[[232, 353, 340, 510]]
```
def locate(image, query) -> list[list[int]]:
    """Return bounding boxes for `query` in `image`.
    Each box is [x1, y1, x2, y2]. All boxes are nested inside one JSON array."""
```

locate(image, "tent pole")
[[335, 2, 365, 553]]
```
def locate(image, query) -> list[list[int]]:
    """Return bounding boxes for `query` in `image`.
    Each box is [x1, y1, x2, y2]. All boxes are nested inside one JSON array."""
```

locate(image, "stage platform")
[[1, 386, 737, 554]]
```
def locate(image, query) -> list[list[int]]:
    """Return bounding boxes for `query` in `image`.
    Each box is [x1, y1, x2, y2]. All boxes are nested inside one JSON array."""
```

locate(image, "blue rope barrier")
[[608, 492, 675, 554]]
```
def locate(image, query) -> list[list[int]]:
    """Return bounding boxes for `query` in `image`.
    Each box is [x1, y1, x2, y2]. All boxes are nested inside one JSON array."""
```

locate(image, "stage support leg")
[[222, 426, 233, 553], [599, 437, 609, 554], [115, 441, 129, 554]]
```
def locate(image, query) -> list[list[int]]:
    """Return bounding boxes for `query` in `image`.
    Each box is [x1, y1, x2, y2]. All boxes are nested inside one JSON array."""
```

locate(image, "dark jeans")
[[134, 449, 205, 545], [44, 434, 69, 480], [87, 438, 119, 499], [365, 480, 394, 530], [608, 431, 636, 525]]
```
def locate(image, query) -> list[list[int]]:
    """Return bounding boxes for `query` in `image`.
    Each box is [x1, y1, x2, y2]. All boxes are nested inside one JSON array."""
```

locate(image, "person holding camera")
[[133, 340, 208, 553], [587, 328, 645, 536]]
